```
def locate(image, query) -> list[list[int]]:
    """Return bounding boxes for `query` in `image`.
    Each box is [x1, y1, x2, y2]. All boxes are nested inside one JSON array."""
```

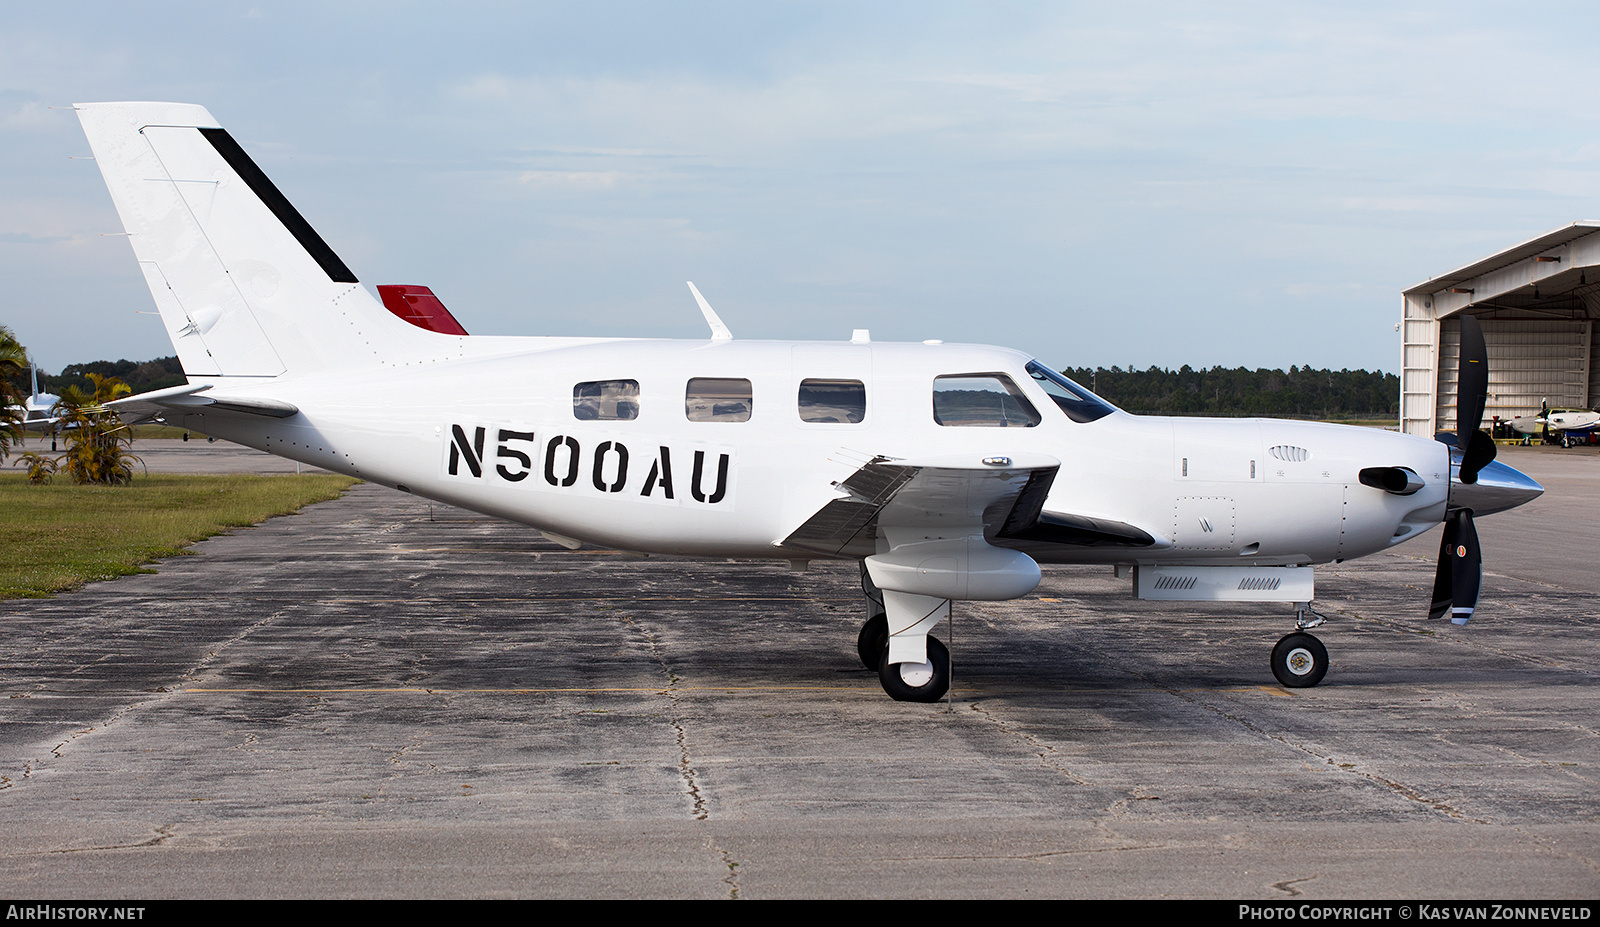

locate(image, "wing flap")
[[782, 454, 1059, 558]]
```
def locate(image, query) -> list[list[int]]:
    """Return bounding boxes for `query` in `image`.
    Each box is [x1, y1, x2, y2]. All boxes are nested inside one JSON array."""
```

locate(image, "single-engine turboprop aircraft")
[[75, 102, 1545, 701], [1510, 400, 1599, 447]]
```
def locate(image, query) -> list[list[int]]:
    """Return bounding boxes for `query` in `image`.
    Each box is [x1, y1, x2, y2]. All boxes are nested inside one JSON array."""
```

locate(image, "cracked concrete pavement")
[[0, 443, 1595, 898]]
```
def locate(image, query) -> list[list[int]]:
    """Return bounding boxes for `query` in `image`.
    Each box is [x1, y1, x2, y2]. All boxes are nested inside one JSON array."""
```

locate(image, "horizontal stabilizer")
[[109, 384, 298, 422]]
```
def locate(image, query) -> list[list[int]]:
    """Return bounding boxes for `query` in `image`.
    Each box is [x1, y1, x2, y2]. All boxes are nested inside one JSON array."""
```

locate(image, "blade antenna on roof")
[[687, 282, 733, 342]]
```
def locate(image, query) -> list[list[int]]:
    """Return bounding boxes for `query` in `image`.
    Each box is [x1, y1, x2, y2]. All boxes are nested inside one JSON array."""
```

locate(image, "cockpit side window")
[[932, 373, 1041, 427], [1025, 361, 1117, 423]]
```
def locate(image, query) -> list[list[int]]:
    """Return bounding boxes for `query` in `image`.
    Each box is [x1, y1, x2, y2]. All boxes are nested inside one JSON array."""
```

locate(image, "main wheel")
[[878, 636, 951, 702], [856, 614, 888, 670], [1271, 632, 1329, 688]]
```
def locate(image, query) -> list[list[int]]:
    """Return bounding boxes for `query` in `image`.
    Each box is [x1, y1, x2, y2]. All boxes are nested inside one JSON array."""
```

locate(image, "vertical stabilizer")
[[76, 102, 449, 381]]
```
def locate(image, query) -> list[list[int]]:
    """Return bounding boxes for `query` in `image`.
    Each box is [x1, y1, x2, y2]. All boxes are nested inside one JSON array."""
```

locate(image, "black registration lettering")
[[592, 441, 629, 492], [496, 429, 537, 482], [640, 446, 674, 499], [690, 450, 730, 504], [449, 425, 485, 478], [544, 435, 580, 487]]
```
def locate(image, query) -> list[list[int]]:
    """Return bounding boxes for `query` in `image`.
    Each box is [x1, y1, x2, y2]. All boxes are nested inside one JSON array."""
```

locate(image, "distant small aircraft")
[[1509, 401, 1599, 447], [75, 102, 1544, 701], [21, 365, 62, 433]]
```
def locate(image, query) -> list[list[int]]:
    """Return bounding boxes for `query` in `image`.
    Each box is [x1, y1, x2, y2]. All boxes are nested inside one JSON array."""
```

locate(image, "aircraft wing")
[[782, 452, 1158, 560], [107, 384, 299, 424], [782, 453, 1058, 559]]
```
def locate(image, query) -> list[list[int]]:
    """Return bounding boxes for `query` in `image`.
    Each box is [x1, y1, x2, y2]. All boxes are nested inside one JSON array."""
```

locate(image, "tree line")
[[5, 356, 184, 400], [1061, 365, 1399, 419]]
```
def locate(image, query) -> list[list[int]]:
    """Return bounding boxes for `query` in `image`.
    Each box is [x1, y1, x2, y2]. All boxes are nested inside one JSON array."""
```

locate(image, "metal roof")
[[1403, 221, 1600, 296]]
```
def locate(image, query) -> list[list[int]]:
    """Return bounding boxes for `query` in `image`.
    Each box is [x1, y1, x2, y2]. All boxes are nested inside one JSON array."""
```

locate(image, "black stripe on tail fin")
[[197, 127, 359, 284]]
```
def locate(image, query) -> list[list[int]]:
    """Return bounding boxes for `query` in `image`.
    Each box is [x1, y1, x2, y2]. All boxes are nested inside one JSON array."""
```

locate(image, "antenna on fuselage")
[[686, 282, 733, 342]]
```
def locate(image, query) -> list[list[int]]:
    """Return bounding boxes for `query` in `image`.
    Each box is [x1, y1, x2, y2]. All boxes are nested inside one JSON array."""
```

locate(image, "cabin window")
[[686, 377, 753, 422], [932, 373, 1041, 427], [798, 378, 866, 424], [573, 380, 640, 421]]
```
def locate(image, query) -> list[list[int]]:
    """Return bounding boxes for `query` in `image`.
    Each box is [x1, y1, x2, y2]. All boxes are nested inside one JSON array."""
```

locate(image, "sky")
[[6, 1, 1600, 375]]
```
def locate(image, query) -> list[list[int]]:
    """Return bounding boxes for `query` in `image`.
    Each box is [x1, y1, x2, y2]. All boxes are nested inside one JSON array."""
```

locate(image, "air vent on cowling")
[[1153, 574, 1198, 590], [1237, 576, 1282, 591], [1269, 445, 1311, 462]]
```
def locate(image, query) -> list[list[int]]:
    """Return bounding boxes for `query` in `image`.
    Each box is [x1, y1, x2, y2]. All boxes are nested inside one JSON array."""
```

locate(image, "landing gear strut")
[[1271, 631, 1328, 688], [858, 561, 952, 701]]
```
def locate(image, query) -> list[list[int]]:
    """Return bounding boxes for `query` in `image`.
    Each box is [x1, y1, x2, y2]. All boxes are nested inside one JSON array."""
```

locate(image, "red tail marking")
[[377, 284, 469, 336]]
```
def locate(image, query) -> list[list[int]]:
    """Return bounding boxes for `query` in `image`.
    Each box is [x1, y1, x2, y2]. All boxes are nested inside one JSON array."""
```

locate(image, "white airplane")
[[75, 102, 1545, 701], [1509, 401, 1599, 446], [21, 364, 62, 431]]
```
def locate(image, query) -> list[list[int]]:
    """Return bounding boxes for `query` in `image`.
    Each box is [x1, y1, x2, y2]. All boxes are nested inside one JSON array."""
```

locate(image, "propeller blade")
[[1456, 315, 1496, 483], [1463, 429, 1497, 483], [1430, 510, 1482, 624], [1449, 510, 1482, 625], [1428, 515, 1457, 621]]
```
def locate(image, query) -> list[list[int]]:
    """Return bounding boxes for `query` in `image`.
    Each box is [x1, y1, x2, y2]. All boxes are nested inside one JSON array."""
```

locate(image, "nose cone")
[[1451, 456, 1544, 516]]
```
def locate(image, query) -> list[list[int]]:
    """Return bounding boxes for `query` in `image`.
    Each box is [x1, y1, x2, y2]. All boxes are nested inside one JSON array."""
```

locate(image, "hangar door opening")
[[1435, 319, 1592, 433], [1401, 221, 1600, 438]]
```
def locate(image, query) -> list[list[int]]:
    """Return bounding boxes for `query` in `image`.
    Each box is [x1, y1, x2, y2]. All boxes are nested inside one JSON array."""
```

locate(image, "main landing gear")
[[879, 636, 951, 702], [857, 614, 888, 671], [1271, 602, 1330, 688], [859, 564, 952, 703], [858, 613, 951, 702]]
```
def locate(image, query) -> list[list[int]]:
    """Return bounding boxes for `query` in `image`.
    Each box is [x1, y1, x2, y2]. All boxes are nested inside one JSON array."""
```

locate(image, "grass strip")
[[0, 472, 358, 599]]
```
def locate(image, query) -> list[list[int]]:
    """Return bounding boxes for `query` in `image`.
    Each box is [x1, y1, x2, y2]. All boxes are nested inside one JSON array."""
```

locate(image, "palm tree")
[[57, 372, 141, 485], [0, 325, 28, 462]]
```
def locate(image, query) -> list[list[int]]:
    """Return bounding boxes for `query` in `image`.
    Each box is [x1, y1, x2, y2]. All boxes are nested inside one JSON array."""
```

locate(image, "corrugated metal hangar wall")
[[1401, 221, 1600, 437]]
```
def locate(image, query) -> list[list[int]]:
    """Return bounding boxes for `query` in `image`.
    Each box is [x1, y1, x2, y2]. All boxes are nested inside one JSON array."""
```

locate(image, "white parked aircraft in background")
[[21, 364, 62, 432], [1509, 401, 1599, 446], [75, 102, 1544, 701]]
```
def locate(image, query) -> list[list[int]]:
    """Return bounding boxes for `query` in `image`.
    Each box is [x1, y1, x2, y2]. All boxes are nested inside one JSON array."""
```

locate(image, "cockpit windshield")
[[1026, 361, 1118, 423]]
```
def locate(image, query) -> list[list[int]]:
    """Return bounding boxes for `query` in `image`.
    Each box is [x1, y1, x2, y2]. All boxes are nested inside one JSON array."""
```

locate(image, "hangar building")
[[1401, 221, 1600, 437]]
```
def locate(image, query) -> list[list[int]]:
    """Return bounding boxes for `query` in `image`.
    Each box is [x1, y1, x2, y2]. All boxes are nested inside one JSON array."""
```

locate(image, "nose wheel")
[[1271, 632, 1328, 687]]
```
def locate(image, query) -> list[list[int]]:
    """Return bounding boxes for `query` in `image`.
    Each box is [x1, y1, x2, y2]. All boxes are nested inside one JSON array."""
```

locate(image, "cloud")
[[513, 170, 634, 190]]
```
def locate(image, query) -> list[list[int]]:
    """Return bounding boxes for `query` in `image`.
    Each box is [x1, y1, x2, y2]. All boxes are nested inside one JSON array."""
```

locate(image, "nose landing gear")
[[1271, 631, 1329, 688]]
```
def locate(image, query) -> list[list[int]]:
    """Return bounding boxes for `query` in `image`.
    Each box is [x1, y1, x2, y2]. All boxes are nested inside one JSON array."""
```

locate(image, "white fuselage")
[[181, 337, 1450, 569]]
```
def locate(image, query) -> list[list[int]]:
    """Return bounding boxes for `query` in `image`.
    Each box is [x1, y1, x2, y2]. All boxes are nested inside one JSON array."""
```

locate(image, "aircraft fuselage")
[[185, 337, 1451, 568]]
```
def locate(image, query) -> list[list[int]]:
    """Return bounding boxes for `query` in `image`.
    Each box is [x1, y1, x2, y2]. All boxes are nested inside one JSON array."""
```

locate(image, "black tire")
[[856, 614, 888, 670], [1271, 632, 1329, 688], [878, 636, 950, 702]]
